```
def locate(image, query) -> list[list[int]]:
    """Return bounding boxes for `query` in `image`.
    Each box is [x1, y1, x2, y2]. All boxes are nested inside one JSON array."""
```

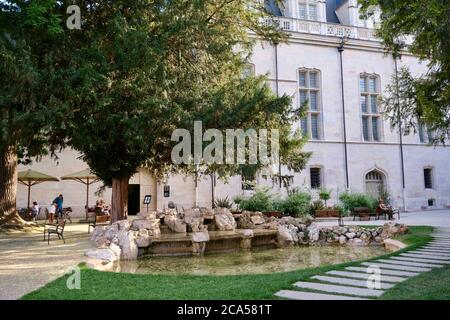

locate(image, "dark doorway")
[[128, 184, 140, 215]]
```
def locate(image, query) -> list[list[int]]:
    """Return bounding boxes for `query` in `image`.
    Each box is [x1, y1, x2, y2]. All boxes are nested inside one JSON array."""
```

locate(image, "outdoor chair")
[[43, 219, 66, 245]]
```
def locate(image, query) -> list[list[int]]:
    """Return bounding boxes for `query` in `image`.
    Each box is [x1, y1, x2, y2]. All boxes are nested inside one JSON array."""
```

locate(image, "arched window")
[[365, 170, 385, 198]]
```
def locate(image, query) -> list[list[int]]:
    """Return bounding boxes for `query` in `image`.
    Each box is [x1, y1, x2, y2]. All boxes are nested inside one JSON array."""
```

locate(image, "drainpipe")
[[393, 49, 407, 212], [338, 38, 350, 190], [274, 41, 282, 189]]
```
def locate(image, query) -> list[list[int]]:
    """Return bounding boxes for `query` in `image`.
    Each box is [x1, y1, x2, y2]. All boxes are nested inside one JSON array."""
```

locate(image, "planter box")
[[315, 209, 340, 218]]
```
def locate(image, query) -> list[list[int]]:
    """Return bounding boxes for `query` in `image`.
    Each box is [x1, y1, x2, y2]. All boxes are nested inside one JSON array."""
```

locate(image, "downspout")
[[274, 41, 282, 189], [393, 51, 407, 212], [338, 38, 350, 190]]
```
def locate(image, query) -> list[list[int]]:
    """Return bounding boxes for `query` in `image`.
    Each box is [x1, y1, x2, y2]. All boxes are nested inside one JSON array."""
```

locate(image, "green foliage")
[[274, 192, 311, 217], [318, 188, 331, 206], [309, 199, 325, 216], [234, 187, 274, 212], [339, 192, 378, 214], [359, 0, 450, 144], [213, 196, 232, 209]]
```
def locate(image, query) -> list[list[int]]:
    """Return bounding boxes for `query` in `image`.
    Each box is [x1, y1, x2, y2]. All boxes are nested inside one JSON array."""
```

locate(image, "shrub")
[[234, 187, 274, 212], [319, 188, 331, 207], [275, 192, 311, 217], [214, 196, 232, 209], [309, 199, 325, 216], [339, 192, 378, 214]]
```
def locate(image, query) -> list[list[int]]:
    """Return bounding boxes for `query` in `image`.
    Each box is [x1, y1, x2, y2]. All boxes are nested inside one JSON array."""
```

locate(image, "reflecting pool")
[[114, 245, 387, 275]]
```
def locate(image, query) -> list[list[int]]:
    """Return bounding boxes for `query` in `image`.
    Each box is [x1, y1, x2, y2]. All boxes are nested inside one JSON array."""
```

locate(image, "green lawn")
[[22, 226, 439, 300]]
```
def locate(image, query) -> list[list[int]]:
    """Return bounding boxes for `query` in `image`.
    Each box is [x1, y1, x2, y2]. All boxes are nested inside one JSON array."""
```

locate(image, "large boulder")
[[137, 211, 157, 220], [184, 208, 206, 232], [165, 215, 187, 233], [131, 218, 160, 231], [307, 223, 320, 242], [117, 230, 138, 260], [85, 247, 119, 262], [214, 208, 237, 231], [135, 229, 151, 247], [237, 211, 254, 229], [112, 219, 131, 231], [277, 225, 294, 247], [381, 223, 409, 240], [250, 213, 266, 225], [383, 238, 407, 251]]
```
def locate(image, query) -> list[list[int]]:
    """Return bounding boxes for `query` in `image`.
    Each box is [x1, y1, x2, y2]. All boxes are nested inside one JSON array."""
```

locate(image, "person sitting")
[[30, 201, 39, 221], [377, 199, 393, 220], [95, 198, 110, 216]]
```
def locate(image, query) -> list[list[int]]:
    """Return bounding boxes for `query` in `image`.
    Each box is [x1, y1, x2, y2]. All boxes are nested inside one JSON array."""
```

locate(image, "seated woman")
[[377, 199, 393, 220], [30, 201, 39, 221]]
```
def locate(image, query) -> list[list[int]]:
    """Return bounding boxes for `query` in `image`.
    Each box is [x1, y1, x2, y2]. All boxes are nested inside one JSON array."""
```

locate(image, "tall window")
[[418, 121, 434, 144], [310, 167, 322, 189], [360, 74, 382, 141], [424, 168, 433, 189], [299, 69, 321, 140], [299, 1, 318, 20]]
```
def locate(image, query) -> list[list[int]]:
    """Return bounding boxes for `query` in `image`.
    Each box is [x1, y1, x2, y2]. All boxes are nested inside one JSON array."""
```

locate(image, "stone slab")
[[390, 256, 450, 265], [312, 275, 394, 290], [327, 270, 406, 283], [360, 262, 431, 272], [401, 253, 450, 261], [293, 281, 384, 297], [404, 252, 450, 259], [346, 266, 419, 277], [416, 249, 450, 254], [275, 290, 367, 300], [375, 259, 443, 268]]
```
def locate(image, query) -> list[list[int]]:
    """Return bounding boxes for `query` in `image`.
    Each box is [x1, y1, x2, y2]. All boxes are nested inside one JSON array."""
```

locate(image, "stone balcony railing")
[[263, 17, 384, 42]]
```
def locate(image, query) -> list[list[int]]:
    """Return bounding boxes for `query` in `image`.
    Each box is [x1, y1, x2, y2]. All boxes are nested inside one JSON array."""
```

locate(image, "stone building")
[[17, 0, 450, 217]]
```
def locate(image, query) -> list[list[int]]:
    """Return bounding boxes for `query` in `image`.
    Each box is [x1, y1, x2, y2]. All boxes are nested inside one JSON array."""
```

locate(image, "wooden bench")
[[88, 213, 111, 233], [352, 207, 376, 221], [376, 206, 400, 220], [43, 219, 66, 244]]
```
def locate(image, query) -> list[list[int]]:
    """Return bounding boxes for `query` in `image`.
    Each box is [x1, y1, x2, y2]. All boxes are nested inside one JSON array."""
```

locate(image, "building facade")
[[17, 0, 450, 217]]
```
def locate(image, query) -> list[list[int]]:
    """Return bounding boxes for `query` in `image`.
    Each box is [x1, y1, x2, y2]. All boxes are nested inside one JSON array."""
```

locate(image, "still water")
[[114, 245, 387, 275]]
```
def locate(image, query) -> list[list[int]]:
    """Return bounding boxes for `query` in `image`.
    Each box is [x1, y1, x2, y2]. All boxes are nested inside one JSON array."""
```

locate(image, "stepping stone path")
[[274, 227, 450, 300]]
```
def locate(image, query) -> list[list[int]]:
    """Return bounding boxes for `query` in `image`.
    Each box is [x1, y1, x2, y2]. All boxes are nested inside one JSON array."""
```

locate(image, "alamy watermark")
[[171, 121, 279, 165], [66, 5, 81, 30], [66, 266, 81, 290]]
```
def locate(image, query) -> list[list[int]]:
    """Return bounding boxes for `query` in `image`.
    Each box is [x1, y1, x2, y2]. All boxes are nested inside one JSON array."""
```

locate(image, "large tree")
[[360, 0, 450, 143], [63, 0, 309, 222], [0, 1, 68, 227]]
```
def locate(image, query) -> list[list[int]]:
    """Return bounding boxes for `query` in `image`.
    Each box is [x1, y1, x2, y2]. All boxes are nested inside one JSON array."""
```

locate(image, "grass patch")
[[21, 226, 434, 300]]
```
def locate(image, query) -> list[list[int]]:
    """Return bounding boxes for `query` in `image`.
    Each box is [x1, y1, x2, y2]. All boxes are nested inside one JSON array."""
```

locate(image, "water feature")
[[114, 245, 387, 275]]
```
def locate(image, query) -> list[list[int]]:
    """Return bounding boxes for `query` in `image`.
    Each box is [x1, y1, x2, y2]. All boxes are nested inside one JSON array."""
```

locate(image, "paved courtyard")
[[0, 209, 448, 300], [0, 223, 93, 300]]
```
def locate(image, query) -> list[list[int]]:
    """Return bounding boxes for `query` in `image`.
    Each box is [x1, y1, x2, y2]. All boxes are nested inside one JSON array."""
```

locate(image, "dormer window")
[[299, 1, 318, 21]]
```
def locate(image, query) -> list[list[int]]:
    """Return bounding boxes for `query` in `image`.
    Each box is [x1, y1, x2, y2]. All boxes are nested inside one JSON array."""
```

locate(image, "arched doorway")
[[365, 170, 385, 199]]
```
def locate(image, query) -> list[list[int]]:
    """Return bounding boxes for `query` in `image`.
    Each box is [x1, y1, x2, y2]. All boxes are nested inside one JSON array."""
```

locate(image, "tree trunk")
[[111, 176, 129, 223], [0, 145, 26, 227]]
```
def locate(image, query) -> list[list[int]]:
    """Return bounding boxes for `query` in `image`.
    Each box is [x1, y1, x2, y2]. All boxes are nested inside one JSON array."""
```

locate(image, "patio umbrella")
[[61, 168, 99, 219], [18, 169, 60, 209]]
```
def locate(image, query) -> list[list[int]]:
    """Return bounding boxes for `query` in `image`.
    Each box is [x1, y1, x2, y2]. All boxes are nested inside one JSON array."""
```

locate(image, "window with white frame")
[[360, 74, 382, 142], [299, 69, 321, 140], [298, 1, 318, 21]]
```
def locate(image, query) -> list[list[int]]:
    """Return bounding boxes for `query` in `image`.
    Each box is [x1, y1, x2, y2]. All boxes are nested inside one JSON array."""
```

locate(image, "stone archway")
[[365, 169, 385, 199]]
